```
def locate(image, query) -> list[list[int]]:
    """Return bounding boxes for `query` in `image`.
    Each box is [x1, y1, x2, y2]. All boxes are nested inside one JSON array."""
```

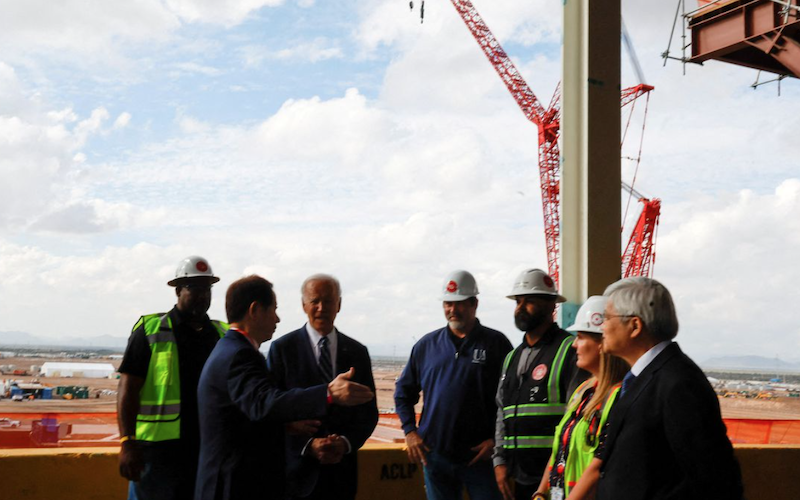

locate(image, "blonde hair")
[[575, 338, 630, 420]]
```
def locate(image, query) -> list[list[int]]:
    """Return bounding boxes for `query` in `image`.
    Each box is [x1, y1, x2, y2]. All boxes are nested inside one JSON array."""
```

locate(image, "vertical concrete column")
[[560, 0, 621, 324]]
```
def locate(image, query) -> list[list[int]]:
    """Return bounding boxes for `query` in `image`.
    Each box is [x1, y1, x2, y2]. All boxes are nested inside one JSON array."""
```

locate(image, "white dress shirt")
[[305, 323, 338, 376], [630, 340, 672, 376]]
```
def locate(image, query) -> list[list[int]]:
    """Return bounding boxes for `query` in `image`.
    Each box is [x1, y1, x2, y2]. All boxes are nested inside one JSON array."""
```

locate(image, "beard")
[[448, 320, 466, 331], [514, 308, 548, 332]]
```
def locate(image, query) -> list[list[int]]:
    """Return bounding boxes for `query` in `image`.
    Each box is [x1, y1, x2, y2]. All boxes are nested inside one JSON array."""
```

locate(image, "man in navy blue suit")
[[596, 277, 742, 500], [267, 274, 378, 500], [195, 275, 374, 500]]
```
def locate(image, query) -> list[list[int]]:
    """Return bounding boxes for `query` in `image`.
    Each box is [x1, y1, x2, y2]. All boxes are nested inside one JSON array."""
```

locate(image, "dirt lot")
[[1, 355, 799, 419], [0, 355, 120, 412]]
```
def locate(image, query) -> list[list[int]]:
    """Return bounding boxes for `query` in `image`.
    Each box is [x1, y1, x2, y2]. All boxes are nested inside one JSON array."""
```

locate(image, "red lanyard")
[[561, 386, 594, 450], [230, 327, 259, 350]]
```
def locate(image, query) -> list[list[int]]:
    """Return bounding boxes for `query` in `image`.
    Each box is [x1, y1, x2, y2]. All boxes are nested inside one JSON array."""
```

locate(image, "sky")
[[0, 0, 798, 363]]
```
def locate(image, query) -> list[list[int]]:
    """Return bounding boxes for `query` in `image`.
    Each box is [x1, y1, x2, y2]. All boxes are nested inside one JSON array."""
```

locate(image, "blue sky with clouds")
[[1, 0, 799, 362]]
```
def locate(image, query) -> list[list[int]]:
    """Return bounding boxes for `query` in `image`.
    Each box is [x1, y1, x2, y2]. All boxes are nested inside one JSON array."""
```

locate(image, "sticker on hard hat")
[[543, 275, 554, 288], [446, 280, 458, 293], [196, 261, 209, 272], [532, 364, 548, 381], [590, 312, 603, 326]]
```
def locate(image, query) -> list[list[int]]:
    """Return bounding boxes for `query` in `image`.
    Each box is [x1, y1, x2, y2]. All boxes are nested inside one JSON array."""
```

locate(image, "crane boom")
[[447, 0, 658, 283], [448, 0, 563, 284]]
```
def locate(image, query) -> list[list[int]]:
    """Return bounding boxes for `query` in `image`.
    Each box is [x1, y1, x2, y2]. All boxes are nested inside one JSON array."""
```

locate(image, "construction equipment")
[[437, 0, 660, 284], [664, 0, 800, 90]]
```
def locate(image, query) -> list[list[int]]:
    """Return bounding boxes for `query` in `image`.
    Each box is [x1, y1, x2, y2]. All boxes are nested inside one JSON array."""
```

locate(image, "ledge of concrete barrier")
[[0, 444, 797, 500]]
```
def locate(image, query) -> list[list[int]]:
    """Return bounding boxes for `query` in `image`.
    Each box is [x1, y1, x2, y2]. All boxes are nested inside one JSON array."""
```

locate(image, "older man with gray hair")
[[266, 273, 378, 500], [596, 277, 743, 500]]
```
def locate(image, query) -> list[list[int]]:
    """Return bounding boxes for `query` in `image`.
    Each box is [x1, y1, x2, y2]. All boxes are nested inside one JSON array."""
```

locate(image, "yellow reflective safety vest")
[[135, 313, 227, 442], [548, 380, 621, 496]]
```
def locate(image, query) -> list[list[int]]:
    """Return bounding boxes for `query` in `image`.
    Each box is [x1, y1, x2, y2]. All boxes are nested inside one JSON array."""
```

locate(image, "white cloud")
[[113, 112, 132, 130], [655, 179, 800, 358], [163, 0, 285, 26], [172, 62, 224, 77], [0, 0, 180, 62], [0, 0, 799, 367], [273, 38, 344, 63], [240, 38, 343, 67]]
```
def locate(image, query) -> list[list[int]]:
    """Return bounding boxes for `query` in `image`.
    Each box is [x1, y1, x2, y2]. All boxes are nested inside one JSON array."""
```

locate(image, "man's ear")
[[248, 301, 260, 318], [175, 286, 181, 297], [629, 316, 644, 339], [337, 297, 342, 313]]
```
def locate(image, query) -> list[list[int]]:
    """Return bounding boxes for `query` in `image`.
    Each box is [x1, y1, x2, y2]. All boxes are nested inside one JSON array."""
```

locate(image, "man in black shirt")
[[117, 256, 228, 500]]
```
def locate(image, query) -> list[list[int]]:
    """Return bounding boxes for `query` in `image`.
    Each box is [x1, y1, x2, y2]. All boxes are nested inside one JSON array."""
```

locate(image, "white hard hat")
[[506, 268, 566, 303], [167, 256, 220, 287], [566, 296, 608, 335], [440, 270, 479, 302]]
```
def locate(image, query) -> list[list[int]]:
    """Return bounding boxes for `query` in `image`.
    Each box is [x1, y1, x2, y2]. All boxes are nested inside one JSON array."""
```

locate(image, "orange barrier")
[[724, 419, 800, 445], [2, 413, 799, 448]]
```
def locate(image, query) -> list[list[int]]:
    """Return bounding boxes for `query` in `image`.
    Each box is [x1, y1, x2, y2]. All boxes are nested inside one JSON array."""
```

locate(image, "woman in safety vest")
[[532, 296, 629, 500]]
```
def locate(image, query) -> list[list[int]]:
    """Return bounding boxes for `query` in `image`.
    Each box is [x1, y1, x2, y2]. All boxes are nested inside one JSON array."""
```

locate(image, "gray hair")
[[603, 277, 679, 341], [301, 273, 342, 299]]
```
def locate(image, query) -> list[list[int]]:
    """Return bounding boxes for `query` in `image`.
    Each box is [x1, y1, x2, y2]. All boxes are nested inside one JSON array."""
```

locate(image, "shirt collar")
[[305, 323, 338, 346], [631, 340, 672, 376]]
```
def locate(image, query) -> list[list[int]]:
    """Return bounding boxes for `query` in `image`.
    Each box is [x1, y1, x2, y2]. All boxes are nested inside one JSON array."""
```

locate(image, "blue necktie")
[[621, 371, 637, 396], [318, 336, 333, 382]]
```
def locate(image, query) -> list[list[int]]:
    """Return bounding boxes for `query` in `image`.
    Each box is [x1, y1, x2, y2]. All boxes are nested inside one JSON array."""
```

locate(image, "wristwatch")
[[532, 493, 547, 500]]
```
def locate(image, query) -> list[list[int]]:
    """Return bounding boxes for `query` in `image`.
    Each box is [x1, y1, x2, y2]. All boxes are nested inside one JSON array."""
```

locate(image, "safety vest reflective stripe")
[[502, 347, 519, 372], [146, 330, 177, 344], [502, 404, 567, 418], [501, 436, 553, 448], [139, 403, 181, 416], [548, 336, 574, 403]]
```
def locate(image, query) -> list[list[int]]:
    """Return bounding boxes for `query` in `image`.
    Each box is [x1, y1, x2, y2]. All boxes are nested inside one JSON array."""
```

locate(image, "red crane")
[[445, 0, 659, 283], [621, 183, 661, 278]]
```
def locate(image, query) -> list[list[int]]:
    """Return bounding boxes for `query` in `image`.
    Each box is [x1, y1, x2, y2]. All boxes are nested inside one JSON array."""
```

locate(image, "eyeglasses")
[[603, 314, 634, 322]]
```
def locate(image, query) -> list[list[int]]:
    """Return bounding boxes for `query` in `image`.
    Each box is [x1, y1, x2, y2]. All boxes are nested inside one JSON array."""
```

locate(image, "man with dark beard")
[[492, 269, 586, 500]]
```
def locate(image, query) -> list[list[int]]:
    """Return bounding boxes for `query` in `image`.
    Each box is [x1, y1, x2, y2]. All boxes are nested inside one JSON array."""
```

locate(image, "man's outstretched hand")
[[328, 367, 374, 406]]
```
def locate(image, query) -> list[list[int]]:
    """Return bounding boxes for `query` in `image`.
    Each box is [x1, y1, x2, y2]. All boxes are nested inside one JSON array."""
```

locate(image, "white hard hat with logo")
[[506, 268, 566, 303], [566, 296, 608, 335], [167, 256, 221, 286], [440, 270, 479, 302]]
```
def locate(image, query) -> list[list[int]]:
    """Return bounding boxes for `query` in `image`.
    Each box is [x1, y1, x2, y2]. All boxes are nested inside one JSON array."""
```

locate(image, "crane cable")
[[621, 92, 652, 232]]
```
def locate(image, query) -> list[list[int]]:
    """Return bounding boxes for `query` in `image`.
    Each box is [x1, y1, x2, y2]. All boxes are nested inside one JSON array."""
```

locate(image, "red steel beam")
[[688, 0, 800, 77]]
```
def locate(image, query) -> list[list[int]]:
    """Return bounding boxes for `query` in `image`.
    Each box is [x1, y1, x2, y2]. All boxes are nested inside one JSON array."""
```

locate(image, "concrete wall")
[[0, 444, 796, 500]]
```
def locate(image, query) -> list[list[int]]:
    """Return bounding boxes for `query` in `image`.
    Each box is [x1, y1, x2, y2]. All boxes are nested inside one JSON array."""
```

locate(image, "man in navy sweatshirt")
[[394, 270, 513, 500]]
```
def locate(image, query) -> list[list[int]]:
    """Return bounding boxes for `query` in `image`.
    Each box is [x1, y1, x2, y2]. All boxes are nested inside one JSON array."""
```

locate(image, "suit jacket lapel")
[[602, 342, 681, 463], [294, 327, 322, 382], [335, 332, 351, 376]]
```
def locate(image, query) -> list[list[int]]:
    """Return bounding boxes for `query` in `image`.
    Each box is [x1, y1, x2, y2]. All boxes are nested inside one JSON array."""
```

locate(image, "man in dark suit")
[[596, 277, 743, 500], [195, 275, 375, 500], [267, 274, 379, 500]]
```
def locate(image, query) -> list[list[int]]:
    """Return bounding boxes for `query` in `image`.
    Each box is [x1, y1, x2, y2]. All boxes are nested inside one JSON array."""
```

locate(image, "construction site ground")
[[1, 355, 798, 447]]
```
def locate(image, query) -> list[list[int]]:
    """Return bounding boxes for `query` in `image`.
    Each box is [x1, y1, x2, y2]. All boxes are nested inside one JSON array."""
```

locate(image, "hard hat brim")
[[167, 276, 221, 287], [506, 292, 567, 303], [565, 324, 603, 335], [440, 293, 477, 302]]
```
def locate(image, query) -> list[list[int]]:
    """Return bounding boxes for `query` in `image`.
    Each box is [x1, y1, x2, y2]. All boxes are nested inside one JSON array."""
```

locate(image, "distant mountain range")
[[0, 330, 127, 351], [701, 355, 800, 372]]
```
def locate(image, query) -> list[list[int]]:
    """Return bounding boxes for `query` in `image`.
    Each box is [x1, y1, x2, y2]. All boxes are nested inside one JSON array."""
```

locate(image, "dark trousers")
[[514, 480, 539, 500], [128, 443, 198, 500], [288, 466, 355, 500]]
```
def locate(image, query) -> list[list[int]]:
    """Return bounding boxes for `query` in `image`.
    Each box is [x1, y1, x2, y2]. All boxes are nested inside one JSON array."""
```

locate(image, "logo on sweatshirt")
[[472, 349, 487, 364]]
